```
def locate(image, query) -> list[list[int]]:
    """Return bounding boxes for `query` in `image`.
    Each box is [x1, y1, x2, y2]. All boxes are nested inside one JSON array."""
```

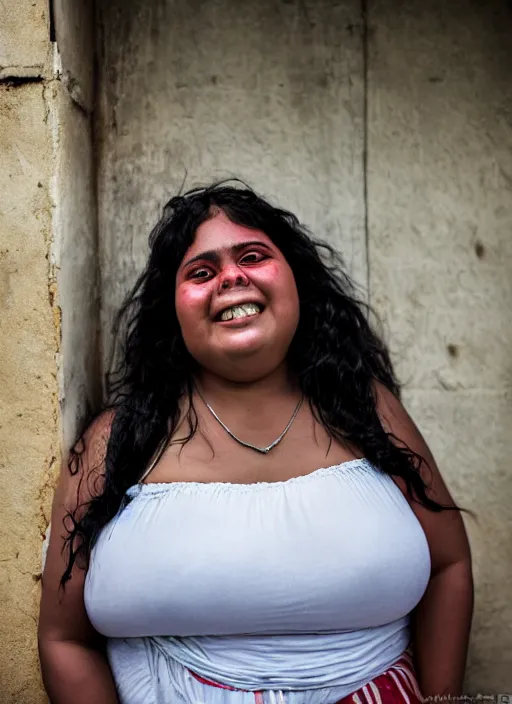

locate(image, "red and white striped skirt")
[[190, 650, 423, 704]]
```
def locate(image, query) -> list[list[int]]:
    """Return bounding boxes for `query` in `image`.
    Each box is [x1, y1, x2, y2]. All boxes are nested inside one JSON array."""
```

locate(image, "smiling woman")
[[175, 212, 300, 381], [38, 182, 473, 704]]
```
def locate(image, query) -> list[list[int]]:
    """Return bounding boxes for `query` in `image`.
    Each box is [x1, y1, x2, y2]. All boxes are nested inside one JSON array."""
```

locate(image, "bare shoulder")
[[373, 381, 424, 451], [62, 408, 116, 511], [373, 379, 452, 503], [73, 408, 116, 472], [373, 380, 471, 573], [373, 380, 443, 493], [39, 409, 116, 644]]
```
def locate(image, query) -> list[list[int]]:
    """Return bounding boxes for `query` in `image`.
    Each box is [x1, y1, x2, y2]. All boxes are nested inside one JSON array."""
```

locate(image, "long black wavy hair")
[[62, 180, 455, 585]]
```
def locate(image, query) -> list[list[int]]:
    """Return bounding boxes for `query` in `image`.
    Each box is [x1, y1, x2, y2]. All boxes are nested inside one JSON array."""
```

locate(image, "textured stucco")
[[0, 1, 99, 701], [403, 390, 512, 692], [368, 0, 512, 692], [0, 0, 49, 78], [96, 0, 367, 355], [0, 82, 58, 703]]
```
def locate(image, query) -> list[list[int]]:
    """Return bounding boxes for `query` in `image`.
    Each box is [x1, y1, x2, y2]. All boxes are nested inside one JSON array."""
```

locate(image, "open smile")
[[213, 302, 264, 323]]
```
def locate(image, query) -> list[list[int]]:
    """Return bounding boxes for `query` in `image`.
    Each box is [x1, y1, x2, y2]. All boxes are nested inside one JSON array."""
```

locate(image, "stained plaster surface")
[[0, 0, 49, 79], [0, 82, 58, 703], [52, 0, 95, 111], [369, 0, 512, 692], [0, 1, 96, 700]]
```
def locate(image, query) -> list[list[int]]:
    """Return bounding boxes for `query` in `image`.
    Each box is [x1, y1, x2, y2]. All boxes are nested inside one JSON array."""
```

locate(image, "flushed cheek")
[[175, 284, 211, 324], [254, 261, 296, 296], [256, 260, 283, 285]]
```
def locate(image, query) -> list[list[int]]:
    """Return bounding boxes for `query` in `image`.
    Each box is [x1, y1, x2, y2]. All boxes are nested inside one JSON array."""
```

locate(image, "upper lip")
[[211, 298, 265, 321]]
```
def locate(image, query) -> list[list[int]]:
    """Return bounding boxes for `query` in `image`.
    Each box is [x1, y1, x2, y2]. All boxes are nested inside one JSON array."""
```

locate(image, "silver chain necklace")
[[196, 387, 303, 454]]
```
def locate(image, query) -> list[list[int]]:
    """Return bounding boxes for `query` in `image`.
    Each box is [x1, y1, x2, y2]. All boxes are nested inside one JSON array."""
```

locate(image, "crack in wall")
[[0, 75, 44, 86]]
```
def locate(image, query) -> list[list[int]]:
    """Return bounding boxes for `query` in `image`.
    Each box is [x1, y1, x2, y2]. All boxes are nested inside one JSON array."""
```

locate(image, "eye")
[[189, 267, 213, 281], [240, 251, 268, 264]]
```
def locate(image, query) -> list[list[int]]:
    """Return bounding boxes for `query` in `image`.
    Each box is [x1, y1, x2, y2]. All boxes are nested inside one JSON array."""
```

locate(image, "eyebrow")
[[182, 240, 272, 269]]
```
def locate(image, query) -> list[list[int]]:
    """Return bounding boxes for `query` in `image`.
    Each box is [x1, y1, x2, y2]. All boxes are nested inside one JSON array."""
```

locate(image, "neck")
[[194, 363, 300, 411]]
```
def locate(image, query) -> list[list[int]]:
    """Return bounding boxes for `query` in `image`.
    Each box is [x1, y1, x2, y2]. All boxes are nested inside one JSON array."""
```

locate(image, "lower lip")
[[215, 312, 261, 328]]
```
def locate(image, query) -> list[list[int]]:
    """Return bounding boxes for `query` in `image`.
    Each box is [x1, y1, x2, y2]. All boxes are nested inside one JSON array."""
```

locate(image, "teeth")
[[220, 303, 260, 321]]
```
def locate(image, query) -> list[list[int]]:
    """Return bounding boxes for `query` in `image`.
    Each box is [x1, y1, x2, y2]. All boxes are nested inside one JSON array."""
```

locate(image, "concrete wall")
[[0, 1, 99, 701], [96, 0, 512, 694], [368, 1, 512, 692], [52, 0, 101, 450]]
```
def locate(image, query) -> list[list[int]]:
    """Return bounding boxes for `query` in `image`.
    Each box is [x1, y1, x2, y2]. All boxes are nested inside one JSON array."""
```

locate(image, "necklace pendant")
[[196, 387, 304, 455]]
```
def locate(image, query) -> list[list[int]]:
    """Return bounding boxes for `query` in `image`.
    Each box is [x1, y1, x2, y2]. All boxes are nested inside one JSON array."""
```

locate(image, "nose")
[[218, 265, 249, 292]]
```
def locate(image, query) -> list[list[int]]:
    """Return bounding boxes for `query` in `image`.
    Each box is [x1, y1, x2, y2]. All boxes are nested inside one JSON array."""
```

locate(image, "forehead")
[[183, 211, 274, 259]]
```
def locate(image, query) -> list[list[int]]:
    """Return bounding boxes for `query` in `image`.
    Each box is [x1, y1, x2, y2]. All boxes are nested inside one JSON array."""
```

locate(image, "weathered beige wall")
[[0, 80, 56, 704], [0, 1, 98, 701], [96, 0, 512, 694], [0, 1, 48, 80], [0, 4, 57, 701], [368, 0, 512, 692]]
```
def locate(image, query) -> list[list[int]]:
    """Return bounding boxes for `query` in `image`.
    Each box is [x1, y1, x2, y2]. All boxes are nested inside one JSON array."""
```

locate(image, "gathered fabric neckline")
[[126, 457, 371, 498]]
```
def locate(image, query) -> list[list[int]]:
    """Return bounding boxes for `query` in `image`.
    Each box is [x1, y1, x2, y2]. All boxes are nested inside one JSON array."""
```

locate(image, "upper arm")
[[374, 382, 471, 575], [39, 410, 114, 645]]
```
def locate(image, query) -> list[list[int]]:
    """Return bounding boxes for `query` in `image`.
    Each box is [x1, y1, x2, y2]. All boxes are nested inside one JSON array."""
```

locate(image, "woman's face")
[[175, 211, 300, 382]]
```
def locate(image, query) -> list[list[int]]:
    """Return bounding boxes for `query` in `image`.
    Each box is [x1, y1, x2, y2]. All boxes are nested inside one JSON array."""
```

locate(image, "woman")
[[38, 182, 473, 704]]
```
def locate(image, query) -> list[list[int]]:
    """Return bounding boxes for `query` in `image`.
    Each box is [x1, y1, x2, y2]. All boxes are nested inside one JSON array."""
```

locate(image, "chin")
[[216, 329, 269, 355], [223, 341, 268, 360], [204, 342, 286, 382]]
